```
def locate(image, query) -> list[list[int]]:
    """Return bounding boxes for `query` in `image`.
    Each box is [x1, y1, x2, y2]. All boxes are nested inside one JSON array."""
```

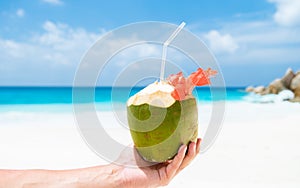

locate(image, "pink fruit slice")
[[167, 68, 217, 100]]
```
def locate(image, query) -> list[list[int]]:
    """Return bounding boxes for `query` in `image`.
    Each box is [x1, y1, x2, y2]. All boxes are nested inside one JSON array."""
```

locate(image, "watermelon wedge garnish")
[[167, 68, 217, 100]]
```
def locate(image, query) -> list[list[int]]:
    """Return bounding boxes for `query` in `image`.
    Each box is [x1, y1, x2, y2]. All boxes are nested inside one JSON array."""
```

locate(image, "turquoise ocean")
[[0, 87, 247, 112]]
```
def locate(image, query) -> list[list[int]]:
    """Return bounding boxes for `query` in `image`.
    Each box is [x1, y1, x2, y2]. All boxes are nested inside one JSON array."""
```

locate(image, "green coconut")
[[127, 82, 198, 162]]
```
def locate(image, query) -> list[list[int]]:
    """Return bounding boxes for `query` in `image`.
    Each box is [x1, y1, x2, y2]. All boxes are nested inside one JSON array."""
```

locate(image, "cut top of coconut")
[[127, 81, 176, 108]]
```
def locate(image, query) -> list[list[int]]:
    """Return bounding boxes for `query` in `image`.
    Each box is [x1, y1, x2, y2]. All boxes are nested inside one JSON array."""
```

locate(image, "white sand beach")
[[0, 101, 299, 187]]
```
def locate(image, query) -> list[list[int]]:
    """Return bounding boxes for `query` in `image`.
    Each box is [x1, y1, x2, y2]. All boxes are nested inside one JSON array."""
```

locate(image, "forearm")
[[0, 165, 123, 188]]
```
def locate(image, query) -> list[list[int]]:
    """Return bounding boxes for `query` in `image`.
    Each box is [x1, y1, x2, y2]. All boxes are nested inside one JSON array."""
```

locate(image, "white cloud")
[[204, 30, 239, 54], [16, 8, 25, 17], [32, 21, 100, 64], [1, 17, 299, 86], [197, 17, 300, 86], [0, 21, 102, 77], [201, 20, 300, 66], [233, 22, 300, 45], [42, 0, 63, 5], [268, 0, 300, 26]]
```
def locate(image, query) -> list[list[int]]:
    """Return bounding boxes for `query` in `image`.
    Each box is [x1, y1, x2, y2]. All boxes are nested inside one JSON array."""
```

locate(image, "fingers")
[[165, 144, 187, 179], [176, 138, 201, 174], [196, 138, 201, 154], [158, 139, 201, 186]]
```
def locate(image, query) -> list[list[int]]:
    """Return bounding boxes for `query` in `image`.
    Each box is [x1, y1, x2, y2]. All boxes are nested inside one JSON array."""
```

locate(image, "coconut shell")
[[127, 97, 198, 162]]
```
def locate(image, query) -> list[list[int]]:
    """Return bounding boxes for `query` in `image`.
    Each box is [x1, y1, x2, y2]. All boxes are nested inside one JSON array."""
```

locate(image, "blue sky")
[[0, 0, 299, 86]]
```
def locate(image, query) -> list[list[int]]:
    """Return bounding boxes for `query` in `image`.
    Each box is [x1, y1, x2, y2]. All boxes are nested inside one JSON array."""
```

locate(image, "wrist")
[[71, 164, 125, 188], [104, 164, 125, 188]]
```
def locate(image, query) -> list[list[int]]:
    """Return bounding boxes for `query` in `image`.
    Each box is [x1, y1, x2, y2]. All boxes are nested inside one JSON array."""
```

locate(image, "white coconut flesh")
[[127, 81, 176, 108]]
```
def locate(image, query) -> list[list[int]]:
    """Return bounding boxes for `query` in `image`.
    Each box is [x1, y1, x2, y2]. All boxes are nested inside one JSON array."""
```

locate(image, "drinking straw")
[[160, 22, 186, 81]]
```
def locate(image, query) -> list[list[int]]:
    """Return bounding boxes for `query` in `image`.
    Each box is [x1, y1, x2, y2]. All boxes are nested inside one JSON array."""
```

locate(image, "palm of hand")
[[114, 138, 201, 188]]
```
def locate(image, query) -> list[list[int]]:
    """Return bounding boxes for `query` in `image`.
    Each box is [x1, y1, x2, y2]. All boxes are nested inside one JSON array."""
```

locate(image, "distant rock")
[[291, 74, 300, 90], [277, 90, 295, 101], [290, 97, 300, 102], [245, 68, 300, 103], [291, 74, 300, 98], [281, 68, 295, 89], [243, 90, 294, 103], [268, 79, 286, 94], [245, 86, 254, 92], [253, 86, 265, 94]]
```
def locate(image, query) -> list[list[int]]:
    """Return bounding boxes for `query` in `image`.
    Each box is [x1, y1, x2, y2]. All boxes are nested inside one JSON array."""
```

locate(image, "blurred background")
[[1, 0, 299, 87]]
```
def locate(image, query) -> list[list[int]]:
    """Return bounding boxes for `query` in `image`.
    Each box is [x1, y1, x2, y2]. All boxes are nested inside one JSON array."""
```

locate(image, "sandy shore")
[[0, 101, 299, 187]]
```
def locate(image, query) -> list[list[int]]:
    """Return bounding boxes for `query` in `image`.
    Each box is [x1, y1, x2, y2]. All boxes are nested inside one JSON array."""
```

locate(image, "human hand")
[[113, 138, 201, 188], [0, 139, 200, 188]]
